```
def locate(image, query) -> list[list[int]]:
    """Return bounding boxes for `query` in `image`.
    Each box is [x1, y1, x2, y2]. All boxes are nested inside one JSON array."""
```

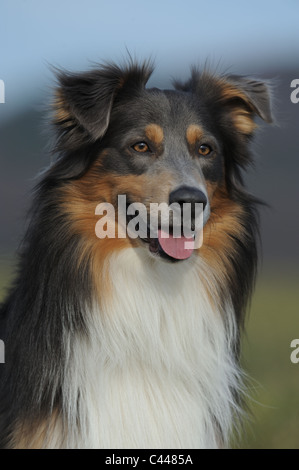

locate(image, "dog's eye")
[[132, 142, 150, 153], [198, 144, 212, 156]]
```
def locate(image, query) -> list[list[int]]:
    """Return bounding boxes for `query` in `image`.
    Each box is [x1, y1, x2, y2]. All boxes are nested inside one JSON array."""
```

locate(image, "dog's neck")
[[59, 248, 243, 448]]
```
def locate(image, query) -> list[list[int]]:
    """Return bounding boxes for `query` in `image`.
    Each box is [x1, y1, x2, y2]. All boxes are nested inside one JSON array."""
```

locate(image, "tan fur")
[[145, 123, 164, 146], [218, 81, 249, 103], [186, 124, 204, 146], [53, 89, 73, 126], [216, 79, 258, 135], [59, 159, 179, 301], [11, 411, 64, 449], [230, 109, 258, 134], [199, 187, 246, 288]]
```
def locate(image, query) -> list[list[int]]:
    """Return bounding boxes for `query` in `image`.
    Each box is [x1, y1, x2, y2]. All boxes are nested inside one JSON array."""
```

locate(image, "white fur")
[[58, 248, 243, 449]]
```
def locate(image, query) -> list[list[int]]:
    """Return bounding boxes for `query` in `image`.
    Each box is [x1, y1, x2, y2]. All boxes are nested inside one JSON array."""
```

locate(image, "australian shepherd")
[[0, 60, 272, 449]]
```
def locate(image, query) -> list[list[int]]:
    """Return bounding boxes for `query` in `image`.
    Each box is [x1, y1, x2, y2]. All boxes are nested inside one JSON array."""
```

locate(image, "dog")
[[0, 60, 272, 448]]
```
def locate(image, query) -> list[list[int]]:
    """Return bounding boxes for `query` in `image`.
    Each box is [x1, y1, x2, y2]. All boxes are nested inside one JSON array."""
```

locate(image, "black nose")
[[169, 186, 207, 210]]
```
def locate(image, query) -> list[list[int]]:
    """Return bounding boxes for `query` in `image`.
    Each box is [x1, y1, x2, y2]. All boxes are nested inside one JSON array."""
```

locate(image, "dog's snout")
[[169, 186, 207, 210]]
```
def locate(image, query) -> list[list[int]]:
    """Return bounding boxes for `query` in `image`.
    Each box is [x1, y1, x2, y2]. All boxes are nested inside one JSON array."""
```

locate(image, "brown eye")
[[198, 144, 212, 156], [132, 142, 150, 153]]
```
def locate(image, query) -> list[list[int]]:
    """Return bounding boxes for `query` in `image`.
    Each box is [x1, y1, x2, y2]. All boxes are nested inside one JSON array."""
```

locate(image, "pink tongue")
[[158, 229, 194, 260]]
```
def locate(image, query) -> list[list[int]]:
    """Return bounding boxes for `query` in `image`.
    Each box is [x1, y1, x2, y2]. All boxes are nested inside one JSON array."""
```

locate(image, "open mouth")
[[142, 229, 195, 262], [125, 202, 198, 262]]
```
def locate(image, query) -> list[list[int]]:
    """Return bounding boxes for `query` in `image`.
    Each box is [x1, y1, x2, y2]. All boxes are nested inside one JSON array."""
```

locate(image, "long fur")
[[0, 60, 272, 449]]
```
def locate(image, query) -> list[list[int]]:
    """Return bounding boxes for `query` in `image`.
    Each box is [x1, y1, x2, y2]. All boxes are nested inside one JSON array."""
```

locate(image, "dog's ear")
[[216, 75, 273, 134], [53, 61, 153, 150], [174, 70, 273, 135]]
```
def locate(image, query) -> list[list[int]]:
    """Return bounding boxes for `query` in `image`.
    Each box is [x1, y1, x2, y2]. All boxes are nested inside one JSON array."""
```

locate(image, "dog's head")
[[52, 61, 272, 263]]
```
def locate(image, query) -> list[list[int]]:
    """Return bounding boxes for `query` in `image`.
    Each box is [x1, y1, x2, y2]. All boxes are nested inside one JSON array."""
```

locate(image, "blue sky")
[[1, 0, 299, 117]]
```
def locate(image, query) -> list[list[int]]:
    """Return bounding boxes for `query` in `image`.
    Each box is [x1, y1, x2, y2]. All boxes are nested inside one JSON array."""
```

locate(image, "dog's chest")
[[64, 249, 239, 448]]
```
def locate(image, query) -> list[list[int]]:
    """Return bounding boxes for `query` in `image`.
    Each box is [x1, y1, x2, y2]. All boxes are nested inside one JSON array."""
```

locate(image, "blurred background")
[[0, 0, 298, 448]]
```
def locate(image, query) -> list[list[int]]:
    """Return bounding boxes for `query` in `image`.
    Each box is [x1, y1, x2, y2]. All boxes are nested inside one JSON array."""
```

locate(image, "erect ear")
[[53, 61, 153, 149], [174, 69, 273, 135]]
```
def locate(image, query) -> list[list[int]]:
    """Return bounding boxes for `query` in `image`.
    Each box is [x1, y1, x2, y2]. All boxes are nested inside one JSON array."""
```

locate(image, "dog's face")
[[100, 89, 218, 261], [53, 62, 272, 263]]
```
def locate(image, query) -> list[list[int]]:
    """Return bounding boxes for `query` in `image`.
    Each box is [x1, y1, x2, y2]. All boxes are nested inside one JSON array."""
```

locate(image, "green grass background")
[[240, 268, 299, 449], [0, 261, 298, 449]]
